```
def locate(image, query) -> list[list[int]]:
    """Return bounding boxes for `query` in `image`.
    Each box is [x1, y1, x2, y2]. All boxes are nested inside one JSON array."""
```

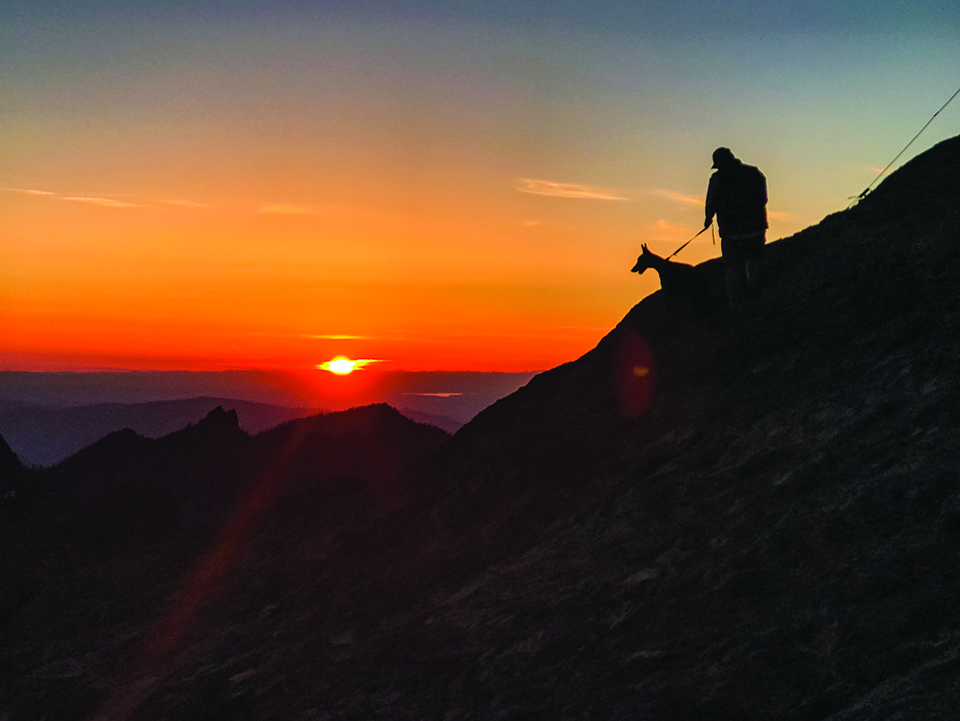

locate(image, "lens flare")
[[615, 329, 656, 417]]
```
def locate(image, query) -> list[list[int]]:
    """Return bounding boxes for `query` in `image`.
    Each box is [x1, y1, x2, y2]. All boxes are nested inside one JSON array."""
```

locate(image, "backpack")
[[721, 163, 767, 232], [729, 164, 766, 215]]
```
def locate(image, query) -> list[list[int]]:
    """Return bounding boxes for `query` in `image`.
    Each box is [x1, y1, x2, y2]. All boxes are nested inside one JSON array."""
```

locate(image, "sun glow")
[[317, 357, 380, 375]]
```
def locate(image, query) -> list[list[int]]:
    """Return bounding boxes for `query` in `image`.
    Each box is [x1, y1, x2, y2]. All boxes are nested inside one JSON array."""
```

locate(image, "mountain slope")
[[395, 134, 960, 717], [426, 133, 960, 508]]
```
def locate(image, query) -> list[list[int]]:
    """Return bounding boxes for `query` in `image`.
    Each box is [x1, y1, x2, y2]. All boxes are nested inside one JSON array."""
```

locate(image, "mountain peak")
[[162, 404, 246, 448], [200, 405, 240, 429], [0, 433, 23, 485]]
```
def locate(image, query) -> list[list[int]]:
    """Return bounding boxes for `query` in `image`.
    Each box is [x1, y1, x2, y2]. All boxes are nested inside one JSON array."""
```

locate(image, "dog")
[[631, 244, 705, 298]]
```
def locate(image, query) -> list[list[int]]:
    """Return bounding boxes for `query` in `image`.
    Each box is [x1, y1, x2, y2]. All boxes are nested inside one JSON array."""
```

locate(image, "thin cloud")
[[635, 218, 699, 245], [158, 198, 213, 209], [768, 210, 794, 221], [0, 187, 57, 196], [516, 178, 628, 201], [654, 218, 690, 233], [401, 392, 463, 398], [4, 187, 309, 215], [257, 204, 318, 215], [648, 188, 704, 206], [302, 334, 372, 340], [520, 219, 577, 233], [3, 186, 144, 208], [62, 196, 143, 209], [3, 186, 217, 210]]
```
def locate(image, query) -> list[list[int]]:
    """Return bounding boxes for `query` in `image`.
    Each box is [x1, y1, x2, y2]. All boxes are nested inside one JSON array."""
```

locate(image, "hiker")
[[704, 147, 768, 309]]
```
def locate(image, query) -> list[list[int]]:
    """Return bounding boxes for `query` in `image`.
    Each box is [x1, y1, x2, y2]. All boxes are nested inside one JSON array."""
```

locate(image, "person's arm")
[[704, 174, 718, 228]]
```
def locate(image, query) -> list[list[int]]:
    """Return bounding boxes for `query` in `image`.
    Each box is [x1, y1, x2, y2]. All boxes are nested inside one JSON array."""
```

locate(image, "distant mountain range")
[[0, 370, 538, 466], [0, 396, 463, 468], [0, 397, 320, 468], [2, 135, 960, 720], [0, 369, 538, 416]]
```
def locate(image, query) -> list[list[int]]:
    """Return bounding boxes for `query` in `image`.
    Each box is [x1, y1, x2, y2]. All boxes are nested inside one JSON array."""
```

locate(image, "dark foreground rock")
[[2, 136, 960, 720]]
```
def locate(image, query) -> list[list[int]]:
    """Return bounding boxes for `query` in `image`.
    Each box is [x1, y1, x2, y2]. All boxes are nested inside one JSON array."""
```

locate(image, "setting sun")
[[317, 358, 380, 375], [319, 358, 358, 375]]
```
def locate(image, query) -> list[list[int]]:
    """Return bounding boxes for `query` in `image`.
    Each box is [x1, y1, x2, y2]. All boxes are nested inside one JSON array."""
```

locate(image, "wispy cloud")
[[62, 196, 144, 209], [3, 186, 218, 211], [519, 219, 577, 233], [768, 210, 794, 221], [653, 218, 690, 233], [0, 187, 57, 196], [4, 187, 331, 216], [5, 187, 146, 209], [302, 334, 371, 340], [401, 392, 463, 397], [648, 188, 704, 206], [257, 204, 318, 215], [515, 178, 629, 201], [158, 198, 213, 209], [633, 218, 701, 247]]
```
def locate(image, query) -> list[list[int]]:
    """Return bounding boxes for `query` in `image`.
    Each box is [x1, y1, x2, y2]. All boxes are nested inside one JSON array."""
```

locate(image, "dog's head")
[[630, 244, 653, 274]]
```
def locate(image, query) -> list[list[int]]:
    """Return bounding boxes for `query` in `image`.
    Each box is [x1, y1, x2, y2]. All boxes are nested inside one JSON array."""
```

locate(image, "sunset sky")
[[3, 1, 959, 374]]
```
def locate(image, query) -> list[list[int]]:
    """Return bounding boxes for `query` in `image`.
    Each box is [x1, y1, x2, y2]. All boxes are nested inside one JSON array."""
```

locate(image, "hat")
[[712, 147, 735, 169]]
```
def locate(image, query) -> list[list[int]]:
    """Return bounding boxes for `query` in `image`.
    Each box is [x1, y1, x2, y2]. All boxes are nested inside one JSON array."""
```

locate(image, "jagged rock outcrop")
[[0, 433, 24, 499]]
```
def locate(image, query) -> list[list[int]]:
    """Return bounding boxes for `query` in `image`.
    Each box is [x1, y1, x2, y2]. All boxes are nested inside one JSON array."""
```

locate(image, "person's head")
[[711, 147, 737, 169]]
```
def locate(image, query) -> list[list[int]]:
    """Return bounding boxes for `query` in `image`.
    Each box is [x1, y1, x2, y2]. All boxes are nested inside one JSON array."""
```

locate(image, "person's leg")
[[746, 257, 762, 289], [721, 237, 747, 309], [745, 232, 766, 300], [725, 264, 748, 309]]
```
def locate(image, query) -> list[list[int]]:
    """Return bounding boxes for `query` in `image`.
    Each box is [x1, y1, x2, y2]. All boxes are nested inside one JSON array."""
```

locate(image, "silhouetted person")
[[704, 147, 768, 309]]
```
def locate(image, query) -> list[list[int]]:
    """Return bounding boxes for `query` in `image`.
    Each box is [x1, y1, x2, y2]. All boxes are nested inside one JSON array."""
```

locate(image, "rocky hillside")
[[2, 135, 960, 720], [403, 134, 960, 717]]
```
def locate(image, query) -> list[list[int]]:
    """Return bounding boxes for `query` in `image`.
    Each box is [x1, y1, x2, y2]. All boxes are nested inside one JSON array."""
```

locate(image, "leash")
[[666, 222, 712, 259]]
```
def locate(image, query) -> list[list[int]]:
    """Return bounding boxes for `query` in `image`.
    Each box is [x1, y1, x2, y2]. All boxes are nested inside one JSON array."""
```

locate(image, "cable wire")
[[849, 83, 960, 208]]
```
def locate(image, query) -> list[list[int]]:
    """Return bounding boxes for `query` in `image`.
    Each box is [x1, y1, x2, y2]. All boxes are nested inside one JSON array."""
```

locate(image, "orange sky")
[[3, 4, 957, 373], [2, 181, 663, 371]]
